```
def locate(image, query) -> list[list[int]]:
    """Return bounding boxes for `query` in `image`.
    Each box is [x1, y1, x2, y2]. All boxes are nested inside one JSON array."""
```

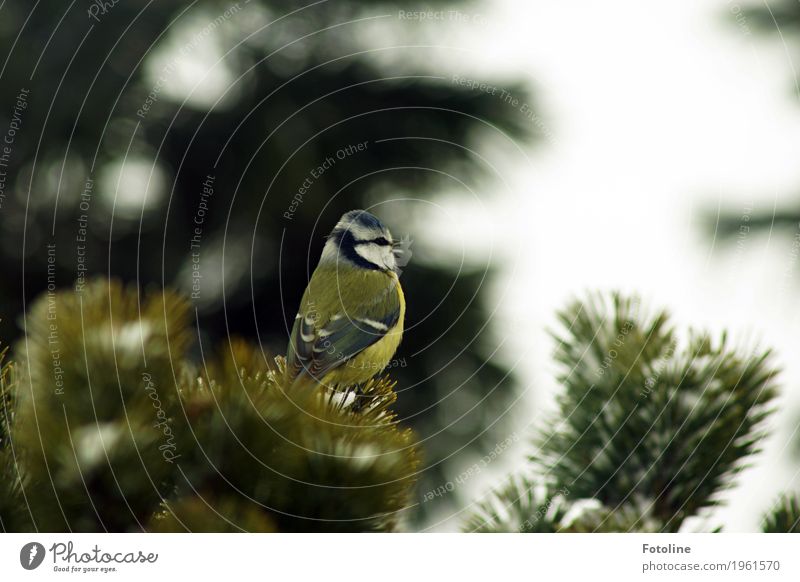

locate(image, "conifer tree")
[[0, 280, 419, 532], [464, 294, 797, 533]]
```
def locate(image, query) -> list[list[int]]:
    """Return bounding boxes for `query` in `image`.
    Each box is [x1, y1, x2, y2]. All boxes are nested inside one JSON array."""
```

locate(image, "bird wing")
[[286, 274, 401, 385]]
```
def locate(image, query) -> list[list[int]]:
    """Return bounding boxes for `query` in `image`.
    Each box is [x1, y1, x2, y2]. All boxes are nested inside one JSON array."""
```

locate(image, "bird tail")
[[284, 364, 326, 393]]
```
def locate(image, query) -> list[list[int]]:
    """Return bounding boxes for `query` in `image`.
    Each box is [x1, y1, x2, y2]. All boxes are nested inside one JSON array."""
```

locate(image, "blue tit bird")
[[285, 210, 406, 390]]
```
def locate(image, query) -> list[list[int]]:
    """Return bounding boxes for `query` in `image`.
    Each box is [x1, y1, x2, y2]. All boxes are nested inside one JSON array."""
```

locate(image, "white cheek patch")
[[354, 242, 396, 270], [354, 242, 386, 268]]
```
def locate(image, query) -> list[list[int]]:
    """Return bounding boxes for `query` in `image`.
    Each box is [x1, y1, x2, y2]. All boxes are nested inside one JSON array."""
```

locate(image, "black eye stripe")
[[353, 236, 390, 246]]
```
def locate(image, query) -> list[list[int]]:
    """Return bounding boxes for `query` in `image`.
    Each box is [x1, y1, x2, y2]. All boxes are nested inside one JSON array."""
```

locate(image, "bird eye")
[[373, 237, 391, 246]]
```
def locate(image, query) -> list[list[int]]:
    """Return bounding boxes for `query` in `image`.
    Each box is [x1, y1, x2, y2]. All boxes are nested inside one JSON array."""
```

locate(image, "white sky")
[[419, 0, 800, 531]]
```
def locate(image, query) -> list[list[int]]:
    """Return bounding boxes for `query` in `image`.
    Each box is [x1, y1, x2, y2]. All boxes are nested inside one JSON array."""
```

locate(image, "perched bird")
[[285, 210, 406, 390]]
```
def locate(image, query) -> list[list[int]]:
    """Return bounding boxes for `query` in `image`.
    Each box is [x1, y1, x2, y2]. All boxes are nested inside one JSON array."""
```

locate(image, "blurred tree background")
[[0, 0, 538, 522], [712, 1, 800, 239], [709, 0, 800, 474]]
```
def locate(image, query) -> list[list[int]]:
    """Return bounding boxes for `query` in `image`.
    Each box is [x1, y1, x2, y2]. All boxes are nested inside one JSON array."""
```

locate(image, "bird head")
[[321, 210, 401, 273]]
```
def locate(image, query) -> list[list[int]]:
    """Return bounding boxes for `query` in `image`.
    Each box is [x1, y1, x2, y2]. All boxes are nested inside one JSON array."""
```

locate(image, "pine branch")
[[538, 293, 779, 530], [165, 343, 420, 532], [1, 280, 420, 532], [11, 280, 192, 531], [462, 474, 663, 533], [0, 450, 26, 532], [462, 475, 571, 532], [149, 495, 278, 533], [0, 348, 13, 448], [0, 351, 28, 532], [762, 493, 800, 533], [560, 501, 663, 533], [464, 293, 779, 533]]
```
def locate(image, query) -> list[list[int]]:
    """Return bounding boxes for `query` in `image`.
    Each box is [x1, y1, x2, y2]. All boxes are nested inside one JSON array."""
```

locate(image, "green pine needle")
[[10, 280, 192, 531], [762, 493, 800, 533], [464, 293, 779, 533], [537, 293, 779, 530], [169, 344, 420, 532], [3, 280, 419, 532], [0, 351, 27, 532], [463, 476, 571, 532]]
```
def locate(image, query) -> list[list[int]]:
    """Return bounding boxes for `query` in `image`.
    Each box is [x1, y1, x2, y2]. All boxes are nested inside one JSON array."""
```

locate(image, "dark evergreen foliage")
[[762, 494, 800, 533], [0, 280, 419, 532], [464, 294, 785, 533]]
